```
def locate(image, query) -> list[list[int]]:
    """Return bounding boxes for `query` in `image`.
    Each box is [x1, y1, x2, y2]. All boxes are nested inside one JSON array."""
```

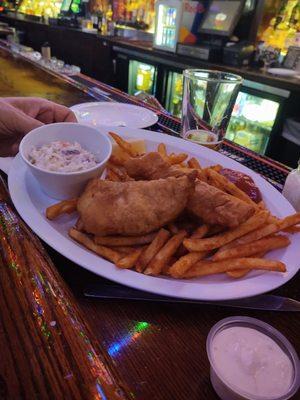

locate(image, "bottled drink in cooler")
[[172, 74, 183, 117], [136, 64, 153, 92], [226, 92, 280, 154]]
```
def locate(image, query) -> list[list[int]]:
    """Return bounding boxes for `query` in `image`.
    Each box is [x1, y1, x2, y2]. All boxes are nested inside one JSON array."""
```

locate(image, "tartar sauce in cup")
[[184, 129, 221, 150], [207, 317, 300, 400]]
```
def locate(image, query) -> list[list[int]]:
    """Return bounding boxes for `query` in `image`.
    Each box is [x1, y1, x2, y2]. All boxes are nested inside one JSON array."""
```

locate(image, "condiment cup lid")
[[206, 316, 300, 400]]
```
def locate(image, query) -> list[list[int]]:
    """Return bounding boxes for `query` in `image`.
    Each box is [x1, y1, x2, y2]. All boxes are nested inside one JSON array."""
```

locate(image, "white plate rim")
[[70, 102, 159, 129], [8, 127, 299, 301]]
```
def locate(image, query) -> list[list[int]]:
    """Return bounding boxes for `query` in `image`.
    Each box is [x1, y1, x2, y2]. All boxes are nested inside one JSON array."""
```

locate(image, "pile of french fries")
[[46, 132, 300, 280]]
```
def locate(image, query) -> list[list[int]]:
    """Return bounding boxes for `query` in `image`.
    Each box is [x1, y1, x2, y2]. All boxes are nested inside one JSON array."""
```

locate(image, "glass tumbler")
[[182, 69, 242, 148]]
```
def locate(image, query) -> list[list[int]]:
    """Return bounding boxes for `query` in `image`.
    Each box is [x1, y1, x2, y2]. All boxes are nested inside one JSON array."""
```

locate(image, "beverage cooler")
[[153, 0, 183, 52], [164, 71, 183, 117], [113, 49, 159, 97], [163, 70, 287, 155], [225, 83, 287, 155], [114, 49, 288, 157], [128, 60, 157, 96]]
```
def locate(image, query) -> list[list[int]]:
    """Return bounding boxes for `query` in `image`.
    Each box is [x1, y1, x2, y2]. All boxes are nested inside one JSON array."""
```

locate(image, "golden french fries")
[[168, 153, 188, 165], [116, 247, 145, 269], [190, 225, 209, 239], [258, 200, 267, 210], [184, 211, 269, 252], [213, 235, 290, 261], [136, 228, 170, 272], [109, 132, 140, 157], [222, 212, 300, 250], [69, 228, 121, 263], [157, 143, 169, 161], [168, 251, 208, 278], [94, 232, 157, 246], [144, 230, 187, 275], [283, 225, 300, 234], [210, 165, 223, 172], [183, 258, 286, 279], [226, 269, 250, 279], [187, 157, 201, 170], [46, 199, 77, 220], [226, 251, 266, 278], [206, 168, 256, 206], [107, 163, 132, 182]]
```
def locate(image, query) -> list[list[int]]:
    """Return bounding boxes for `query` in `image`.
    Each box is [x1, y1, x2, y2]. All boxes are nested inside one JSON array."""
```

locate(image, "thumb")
[[13, 109, 44, 137]]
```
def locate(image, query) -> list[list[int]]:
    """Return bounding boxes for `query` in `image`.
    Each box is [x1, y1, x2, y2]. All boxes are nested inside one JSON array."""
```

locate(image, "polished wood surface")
[[52, 246, 300, 400], [0, 47, 91, 105], [0, 177, 128, 399], [0, 47, 299, 400]]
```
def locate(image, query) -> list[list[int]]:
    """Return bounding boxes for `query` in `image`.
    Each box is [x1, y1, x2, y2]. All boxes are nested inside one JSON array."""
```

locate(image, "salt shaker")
[[282, 159, 300, 211]]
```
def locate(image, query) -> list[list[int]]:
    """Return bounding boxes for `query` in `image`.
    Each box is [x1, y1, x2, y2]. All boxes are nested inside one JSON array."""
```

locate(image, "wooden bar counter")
[[0, 43, 299, 400]]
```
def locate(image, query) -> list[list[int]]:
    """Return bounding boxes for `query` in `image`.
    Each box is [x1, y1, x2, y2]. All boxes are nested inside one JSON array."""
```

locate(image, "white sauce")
[[29, 141, 98, 173], [211, 326, 293, 398]]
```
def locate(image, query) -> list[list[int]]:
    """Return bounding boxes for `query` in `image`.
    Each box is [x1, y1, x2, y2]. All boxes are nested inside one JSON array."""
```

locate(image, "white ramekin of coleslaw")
[[20, 122, 112, 200]]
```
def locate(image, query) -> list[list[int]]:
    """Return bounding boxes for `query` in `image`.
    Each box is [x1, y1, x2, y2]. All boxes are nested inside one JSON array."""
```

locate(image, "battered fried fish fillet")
[[187, 181, 255, 228], [124, 152, 196, 180], [77, 176, 195, 236]]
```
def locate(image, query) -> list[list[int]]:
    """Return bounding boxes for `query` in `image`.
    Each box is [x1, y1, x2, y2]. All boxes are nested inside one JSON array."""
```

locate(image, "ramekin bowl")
[[20, 122, 112, 200]]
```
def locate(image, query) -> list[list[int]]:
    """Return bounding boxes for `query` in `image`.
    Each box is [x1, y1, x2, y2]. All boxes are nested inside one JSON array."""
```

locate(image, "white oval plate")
[[8, 127, 299, 301], [71, 102, 158, 129]]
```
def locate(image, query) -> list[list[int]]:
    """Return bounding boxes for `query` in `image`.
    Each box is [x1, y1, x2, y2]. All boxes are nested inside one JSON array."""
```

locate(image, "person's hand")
[[0, 97, 77, 156]]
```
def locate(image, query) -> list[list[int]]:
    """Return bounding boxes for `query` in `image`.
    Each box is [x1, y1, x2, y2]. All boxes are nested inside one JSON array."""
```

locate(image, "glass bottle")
[[136, 64, 152, 92], [97, 11, 103, 32], [282, 160, 300, 211], [101, 14, 108, 35], [106, 4, 113, 23], [261, 17, 276, 46]]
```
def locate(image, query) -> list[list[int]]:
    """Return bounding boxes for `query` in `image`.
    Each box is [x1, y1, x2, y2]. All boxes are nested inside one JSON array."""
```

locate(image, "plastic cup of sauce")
[[207, 317, 300, 400], [184, 129, 221, 150]]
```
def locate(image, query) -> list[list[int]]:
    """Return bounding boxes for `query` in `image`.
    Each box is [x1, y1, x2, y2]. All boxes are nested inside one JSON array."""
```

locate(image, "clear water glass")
[[182, 69, 242, 147]]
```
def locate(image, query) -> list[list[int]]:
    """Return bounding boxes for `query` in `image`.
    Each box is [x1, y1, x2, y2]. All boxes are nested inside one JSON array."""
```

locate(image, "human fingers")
[[31, 100, 77, 124], [11, 108, 44, 136], [0, 116, 41, 156], [0, 100, 43, 136], [3, 97, 76, 124], [49, 102, 77, 123]]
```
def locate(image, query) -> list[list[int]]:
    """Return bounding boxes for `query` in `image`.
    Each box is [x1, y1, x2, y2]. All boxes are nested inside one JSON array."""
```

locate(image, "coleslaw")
[[28, 141, 98, 173]]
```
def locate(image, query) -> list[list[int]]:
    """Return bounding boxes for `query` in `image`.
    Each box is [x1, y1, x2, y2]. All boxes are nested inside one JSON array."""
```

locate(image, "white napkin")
[[0, 157, 14, 175]]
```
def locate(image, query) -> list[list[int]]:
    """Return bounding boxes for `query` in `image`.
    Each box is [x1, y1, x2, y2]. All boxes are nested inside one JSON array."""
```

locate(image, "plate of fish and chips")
[[8, 127, 300, 300]]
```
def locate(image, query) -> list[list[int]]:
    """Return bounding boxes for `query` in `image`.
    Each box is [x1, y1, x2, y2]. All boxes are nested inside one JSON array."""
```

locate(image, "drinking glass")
[[182, 69, 242, 147]]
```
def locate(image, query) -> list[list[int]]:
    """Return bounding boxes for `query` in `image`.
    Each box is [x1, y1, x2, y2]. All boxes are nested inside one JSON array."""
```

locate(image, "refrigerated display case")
[[225, 89, 283, 154], [153, 0, 183, 52], [163, 70, 287, 155], [165, 71, 183, 117], [128, 60, 157, 96]]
